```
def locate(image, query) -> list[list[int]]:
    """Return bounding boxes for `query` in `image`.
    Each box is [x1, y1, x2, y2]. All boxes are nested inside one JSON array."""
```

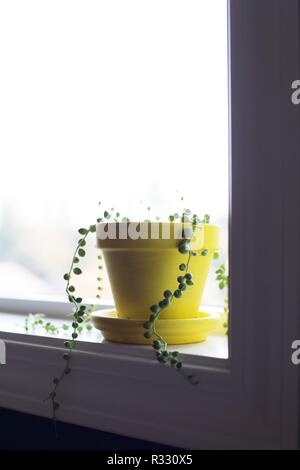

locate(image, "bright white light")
[[0, 0, 228, 300]]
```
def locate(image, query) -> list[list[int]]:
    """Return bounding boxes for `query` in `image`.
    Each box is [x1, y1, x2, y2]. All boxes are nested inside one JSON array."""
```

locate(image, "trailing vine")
[[25, 313, 60, 335], [142, 211, 211, 384], [215, 263, 229, 333], [24, 313, 95, 335], [48, 223, 98, 419]]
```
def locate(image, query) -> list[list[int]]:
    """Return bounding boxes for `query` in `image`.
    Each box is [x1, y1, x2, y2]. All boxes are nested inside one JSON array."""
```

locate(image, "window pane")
[[0, 0, 228, 309]]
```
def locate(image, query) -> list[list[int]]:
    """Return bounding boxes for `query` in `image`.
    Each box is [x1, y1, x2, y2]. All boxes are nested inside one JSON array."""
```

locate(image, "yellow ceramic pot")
[[96, 222, 219, 320]]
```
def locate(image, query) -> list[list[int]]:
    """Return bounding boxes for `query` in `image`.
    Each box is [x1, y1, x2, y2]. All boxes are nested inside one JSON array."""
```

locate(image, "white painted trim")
[[228, 0, 300, 449], [0, 331, 271, 449], [0, 0, 299, 449]]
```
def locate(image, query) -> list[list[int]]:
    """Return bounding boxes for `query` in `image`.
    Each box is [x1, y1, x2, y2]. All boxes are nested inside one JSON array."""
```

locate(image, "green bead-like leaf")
[[178, 243, 190, 254], [150, 304, 160, 314], [163, 290, 172, 299], [78, 228, 88, 235], [63, 273, 70, 281], [203, 214, 210, 224], [153, 340, 162, 350], [89, 224, 96, 232], [157, 354, 167, 363], [184, 273, 192, 281], [78, 248, 85, 257], [73, 267, 82, 275]]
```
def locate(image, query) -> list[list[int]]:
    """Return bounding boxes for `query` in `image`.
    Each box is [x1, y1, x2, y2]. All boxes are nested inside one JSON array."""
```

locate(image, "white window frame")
[[0, 0, 299, 449]]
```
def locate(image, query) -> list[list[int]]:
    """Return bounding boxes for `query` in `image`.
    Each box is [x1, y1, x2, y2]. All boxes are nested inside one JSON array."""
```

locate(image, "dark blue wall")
[[0, 407, 173, 450]]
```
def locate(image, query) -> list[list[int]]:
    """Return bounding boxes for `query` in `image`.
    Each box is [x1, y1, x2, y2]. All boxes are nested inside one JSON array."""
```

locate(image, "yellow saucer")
[[91, 309, 220, 345]]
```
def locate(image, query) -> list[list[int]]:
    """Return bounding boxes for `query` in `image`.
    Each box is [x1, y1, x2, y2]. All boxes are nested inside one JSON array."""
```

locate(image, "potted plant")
[[92, 220, 219, 344], [47, 209, 227, 417]]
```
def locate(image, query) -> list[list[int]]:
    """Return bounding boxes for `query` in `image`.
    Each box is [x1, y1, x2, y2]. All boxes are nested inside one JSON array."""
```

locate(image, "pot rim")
[[96, 222, 220, 250]]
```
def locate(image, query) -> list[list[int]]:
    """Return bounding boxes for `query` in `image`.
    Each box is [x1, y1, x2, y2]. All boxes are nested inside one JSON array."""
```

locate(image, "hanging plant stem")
[[142, 213, 210, 384], [215, 262, 229, 334], [48, 223, 97, 421]]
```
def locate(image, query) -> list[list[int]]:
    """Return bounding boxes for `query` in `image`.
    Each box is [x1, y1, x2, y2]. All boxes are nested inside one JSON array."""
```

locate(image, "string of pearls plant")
[[48, 208, 227, 417], [48, 223, 99, 419], [142, 211, 211, 385], [215, 263, 229, 333]]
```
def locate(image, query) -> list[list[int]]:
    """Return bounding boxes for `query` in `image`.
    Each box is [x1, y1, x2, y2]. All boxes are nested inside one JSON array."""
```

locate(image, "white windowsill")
[[0, 303, 228, 359], [0, 298, 228, 447]]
